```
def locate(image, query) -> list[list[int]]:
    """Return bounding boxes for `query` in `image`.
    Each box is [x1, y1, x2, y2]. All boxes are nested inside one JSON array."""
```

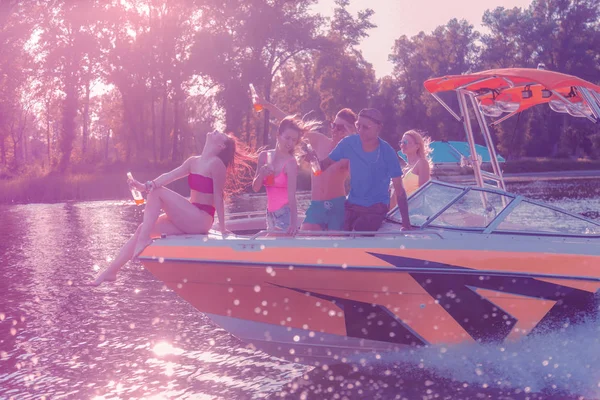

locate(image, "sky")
[[312, 0, 534, 78]]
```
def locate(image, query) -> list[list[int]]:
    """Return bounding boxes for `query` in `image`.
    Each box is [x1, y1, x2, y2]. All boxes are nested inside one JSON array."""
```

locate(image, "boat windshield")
[[388, 181, 600, 236], [495, 200, 600, 235], [388, 182, 464, 227]]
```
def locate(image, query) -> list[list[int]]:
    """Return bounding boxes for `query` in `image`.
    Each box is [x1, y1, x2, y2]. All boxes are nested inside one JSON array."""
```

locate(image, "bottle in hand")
[[249, 84, 263, 112], [305, 141, 322, 176], [126, 172, 145, 205], [264, 151, 275, 185]]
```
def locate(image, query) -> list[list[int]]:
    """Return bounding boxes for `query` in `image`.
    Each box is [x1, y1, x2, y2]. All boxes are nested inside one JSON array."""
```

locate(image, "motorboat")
[[139, 68, 600, 366]]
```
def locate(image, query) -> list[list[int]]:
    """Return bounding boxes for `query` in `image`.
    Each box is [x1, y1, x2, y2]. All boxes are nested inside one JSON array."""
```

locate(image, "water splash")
[[342, 318, 600, 398]]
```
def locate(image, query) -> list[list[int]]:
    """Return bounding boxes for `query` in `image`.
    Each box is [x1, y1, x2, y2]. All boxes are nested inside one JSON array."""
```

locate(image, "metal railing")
[[225, 210, 307, 220], [249, 229, 444, 240], [226, 210, 274, 219]]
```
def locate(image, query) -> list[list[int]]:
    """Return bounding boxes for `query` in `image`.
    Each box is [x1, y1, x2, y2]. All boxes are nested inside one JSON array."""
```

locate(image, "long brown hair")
[[278, 116, 321, 158], [218, 134, 257, 196]]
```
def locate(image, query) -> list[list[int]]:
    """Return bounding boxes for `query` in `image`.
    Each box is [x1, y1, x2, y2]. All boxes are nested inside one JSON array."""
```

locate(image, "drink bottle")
[[264, 151, 275, 185], [249, 84, 263, 112], [305, 141, 321, 176], [126, 172, 145, 205]]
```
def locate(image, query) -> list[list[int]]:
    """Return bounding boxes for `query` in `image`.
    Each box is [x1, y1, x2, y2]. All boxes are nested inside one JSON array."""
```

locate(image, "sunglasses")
[[355, 122, 376, 131], [399, 139, 409, 145], [330, 122, 346, 131]]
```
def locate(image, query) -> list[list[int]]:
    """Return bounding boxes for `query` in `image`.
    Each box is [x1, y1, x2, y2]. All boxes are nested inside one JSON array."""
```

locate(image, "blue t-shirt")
[[329, 135, 403, 207]]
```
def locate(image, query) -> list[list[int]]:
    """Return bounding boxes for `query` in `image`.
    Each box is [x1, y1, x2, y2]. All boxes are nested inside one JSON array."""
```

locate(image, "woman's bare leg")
[[89, 215, 184, 286], [90, 187, 213, 286], [133, 187, 213, 257]]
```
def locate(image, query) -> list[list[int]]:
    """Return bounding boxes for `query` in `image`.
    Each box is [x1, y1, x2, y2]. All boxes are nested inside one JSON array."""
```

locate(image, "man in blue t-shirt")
[[319, 108, 411, 231]]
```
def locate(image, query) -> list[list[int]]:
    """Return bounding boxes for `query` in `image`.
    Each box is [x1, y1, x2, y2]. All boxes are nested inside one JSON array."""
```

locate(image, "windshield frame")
[[388, 180, 600, 237]]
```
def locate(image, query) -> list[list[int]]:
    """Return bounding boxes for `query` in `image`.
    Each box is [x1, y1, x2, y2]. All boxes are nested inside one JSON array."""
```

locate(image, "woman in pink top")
[[252, 117, 313, 235]]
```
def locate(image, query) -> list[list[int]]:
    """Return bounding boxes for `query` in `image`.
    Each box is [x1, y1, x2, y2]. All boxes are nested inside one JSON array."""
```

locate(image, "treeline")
[[1, 0, 599, 177]]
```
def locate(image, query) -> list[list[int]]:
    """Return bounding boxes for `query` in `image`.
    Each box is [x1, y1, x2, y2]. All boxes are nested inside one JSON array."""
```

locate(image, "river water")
[[1, 179, 599, 400]]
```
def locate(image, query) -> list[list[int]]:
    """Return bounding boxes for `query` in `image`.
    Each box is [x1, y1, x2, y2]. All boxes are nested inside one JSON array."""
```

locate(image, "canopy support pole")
[[457, 91, 485, 189], [579, 87, 600, 122], [551, 89, 597, 124], [431, 93, 461, 122], [469, 94, 506, 190]]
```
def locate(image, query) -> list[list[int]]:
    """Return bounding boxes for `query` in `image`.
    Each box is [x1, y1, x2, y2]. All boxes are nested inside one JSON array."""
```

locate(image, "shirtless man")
[[258, 98, 356, 231]]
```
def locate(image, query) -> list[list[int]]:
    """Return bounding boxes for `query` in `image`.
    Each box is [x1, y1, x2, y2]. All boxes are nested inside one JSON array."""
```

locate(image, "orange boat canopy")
[[424, 68, 600, 114]]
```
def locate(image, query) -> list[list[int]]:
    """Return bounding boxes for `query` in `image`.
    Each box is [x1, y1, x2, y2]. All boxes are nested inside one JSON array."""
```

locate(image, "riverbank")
[[504, 169, 600, 182], [439, 169, 600, 184], [0, 163, 310, 205], [1, 159, 599, 204], [0, 164, 188, 205], [500, 158, 600, 174], [433, 157, 600, 184]]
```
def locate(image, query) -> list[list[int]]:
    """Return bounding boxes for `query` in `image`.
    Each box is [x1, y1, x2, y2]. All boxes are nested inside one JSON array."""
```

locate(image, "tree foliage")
[[1, 0, 599, 175], [382, 0, 600, 156]]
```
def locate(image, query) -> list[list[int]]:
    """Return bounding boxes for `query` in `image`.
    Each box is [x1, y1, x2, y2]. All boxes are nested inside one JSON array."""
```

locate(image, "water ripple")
[[0, 180, 598, 399]]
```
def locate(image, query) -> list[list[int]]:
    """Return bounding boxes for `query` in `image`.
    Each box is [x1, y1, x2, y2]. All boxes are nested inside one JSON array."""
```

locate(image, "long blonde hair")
[[403, 130, 433, 168]]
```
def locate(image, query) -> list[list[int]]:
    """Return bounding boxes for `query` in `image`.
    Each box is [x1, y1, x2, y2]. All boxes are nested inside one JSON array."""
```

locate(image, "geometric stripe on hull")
[[278, 285, 427, 347], [369, 252, 599, 343], [410, 273, 517, 343], [535, 278, 600, 293], [474, 289, 556, 341]]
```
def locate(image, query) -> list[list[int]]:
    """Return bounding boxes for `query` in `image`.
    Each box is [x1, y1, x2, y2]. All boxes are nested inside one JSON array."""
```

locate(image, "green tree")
[[37, 0, 108, 171], [480, 0, 600, 158], [191, 0, 327, 146], [316, 47, 376, 121], [268, 0, 377, 133], [0, 0, 36, 169], [388, 19, 480, 142]]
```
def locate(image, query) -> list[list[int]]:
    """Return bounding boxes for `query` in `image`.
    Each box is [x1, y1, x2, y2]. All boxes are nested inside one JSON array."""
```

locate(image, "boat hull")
[[140, 230, 600, 365]]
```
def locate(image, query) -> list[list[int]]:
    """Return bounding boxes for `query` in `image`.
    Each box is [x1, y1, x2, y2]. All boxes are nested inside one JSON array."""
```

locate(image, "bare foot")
[[87, 268, 118, 286], [133, 238, 153, 260]]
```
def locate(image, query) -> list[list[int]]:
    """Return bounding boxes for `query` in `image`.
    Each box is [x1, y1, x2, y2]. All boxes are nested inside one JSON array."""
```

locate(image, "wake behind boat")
[[139, 68, 600, 365]]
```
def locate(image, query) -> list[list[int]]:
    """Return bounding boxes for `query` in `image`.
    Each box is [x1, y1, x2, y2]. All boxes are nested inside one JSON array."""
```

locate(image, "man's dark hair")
[[358, 108, 383, 125], [336, 108, 357, 125]]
